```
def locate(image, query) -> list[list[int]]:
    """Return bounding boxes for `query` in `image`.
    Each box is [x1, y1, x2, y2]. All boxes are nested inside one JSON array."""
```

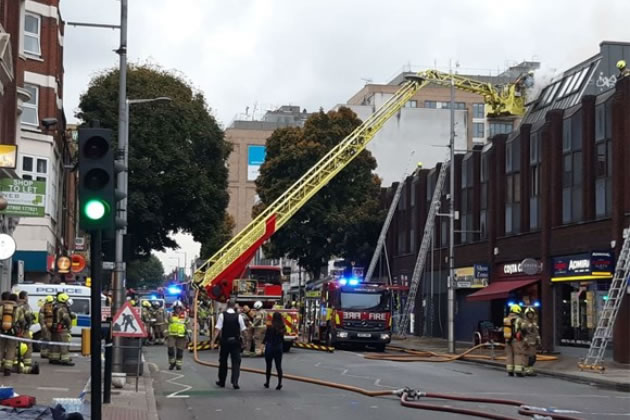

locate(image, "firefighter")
[[38, 296, 55, 359], [17, 343, 39, 374], [0, 291, 24, 376], [167, 302, 189, 370], [152, 301, 166, 345], [252, 301, 267, 356], [523, 306, 541, 376], [141, 301, 153, 345], [503, 303, 525, 377], [240, 305, 254, 356], [197, 300, 209, 336], [16, 291, 35, 373], [617, 60, 630, 78], [50, 293, 75, 366]]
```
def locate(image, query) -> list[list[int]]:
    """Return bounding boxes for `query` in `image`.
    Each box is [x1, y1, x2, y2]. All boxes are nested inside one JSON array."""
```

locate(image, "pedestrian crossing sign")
[[112, 301, 148, 338]]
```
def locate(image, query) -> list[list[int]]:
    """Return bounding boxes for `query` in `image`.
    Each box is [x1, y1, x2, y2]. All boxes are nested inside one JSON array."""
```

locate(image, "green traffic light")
[[85, 199, 106, 220]]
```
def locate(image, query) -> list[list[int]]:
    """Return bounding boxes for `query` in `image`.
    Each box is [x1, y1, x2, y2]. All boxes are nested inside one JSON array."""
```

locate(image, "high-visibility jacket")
[[168, 312, 188, 337]]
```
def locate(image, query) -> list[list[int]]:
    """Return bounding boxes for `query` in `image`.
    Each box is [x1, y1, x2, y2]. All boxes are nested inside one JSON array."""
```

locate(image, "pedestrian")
[[523, 306, 541, 376], [167, 302, 189, 370], [503, 304, 525, 377], [213, 299, 246, 389], [50, 293, 75, 366], [16, 291, 36, 374], [251, 300, 267, 356], [0, 291, 24, 376], [38, 296, 54, 359], [263, 312, 286, 390]]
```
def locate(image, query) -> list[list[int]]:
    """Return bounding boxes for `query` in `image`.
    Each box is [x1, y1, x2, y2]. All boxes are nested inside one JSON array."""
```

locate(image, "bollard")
[[82, 328, 91, 356]]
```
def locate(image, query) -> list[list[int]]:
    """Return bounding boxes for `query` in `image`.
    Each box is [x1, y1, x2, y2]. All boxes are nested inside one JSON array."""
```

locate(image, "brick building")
[[385, 41, 630, 364]]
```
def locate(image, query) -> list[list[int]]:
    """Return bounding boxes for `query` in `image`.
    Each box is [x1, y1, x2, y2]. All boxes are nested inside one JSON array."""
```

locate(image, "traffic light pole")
[[90, 230, 103, 420], [112, 0, 128, 373]]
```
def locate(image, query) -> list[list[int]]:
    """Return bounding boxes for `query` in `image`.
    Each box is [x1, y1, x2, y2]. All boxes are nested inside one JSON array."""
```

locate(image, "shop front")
[[551, 251, 614, 347], [454, 264, 491, 342]]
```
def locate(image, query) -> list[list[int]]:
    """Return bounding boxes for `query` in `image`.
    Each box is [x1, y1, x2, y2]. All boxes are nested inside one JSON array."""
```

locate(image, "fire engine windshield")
[[249, 267, 282, 285], [340, 291, 390, 311]]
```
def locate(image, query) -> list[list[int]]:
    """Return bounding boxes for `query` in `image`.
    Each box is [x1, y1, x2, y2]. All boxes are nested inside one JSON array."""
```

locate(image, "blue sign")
[[247, 145, 266, 180], [474, 264, 489, 279]]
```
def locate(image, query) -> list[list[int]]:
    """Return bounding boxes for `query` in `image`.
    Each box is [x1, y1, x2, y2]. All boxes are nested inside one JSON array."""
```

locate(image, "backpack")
[[1, 302, 15, 332], [503, 316, 515, 341], [43, 302, 54, 329]]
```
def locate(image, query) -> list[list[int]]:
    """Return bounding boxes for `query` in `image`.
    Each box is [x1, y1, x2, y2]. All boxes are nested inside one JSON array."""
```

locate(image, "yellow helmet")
[[142, 300, 151, 308], [57, 293, 69, 303], [509, 304, 522, 314], [46, 295, 54, 303], [617, 60, 627, 70]]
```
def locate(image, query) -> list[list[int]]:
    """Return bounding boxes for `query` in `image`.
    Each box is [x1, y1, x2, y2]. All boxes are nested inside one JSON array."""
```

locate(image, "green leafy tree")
[[78, 64, 231, 258], [200, 213, 235, 259], [126, 255, 165, 289], [254, 107, 384, 279]]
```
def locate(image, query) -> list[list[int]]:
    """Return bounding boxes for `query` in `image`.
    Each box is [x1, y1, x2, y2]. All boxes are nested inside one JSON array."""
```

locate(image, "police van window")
[[71, 298, 90, 315]]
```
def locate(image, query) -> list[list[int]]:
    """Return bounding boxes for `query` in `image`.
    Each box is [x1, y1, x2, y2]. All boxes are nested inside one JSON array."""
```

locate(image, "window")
[[473, 103, 485, 119], [22, 84, 39, 126], [473, 122, 485, 138], [409, 229, 415, 253], [437, 101, 466, 110], [480, 153, 489, 240], [424, 100, 437, 109], [405, 100, 418, 108], [24, 13, 41, 56], [21, 156, 47, 182], [460, 155, 474, 243], [505, 137, 521, 235], [529, 132, 542, 230], [595, 101, 612, 218], [489, 122, 513, 137], [562, 111, 583, 224]]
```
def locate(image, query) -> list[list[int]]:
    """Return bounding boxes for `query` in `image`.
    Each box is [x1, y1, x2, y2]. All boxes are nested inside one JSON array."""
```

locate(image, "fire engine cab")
[[305, 277, 392, 351]]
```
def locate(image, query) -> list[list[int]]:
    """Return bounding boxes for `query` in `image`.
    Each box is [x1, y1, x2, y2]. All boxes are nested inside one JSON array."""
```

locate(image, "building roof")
[[522, 41, 630, 124]]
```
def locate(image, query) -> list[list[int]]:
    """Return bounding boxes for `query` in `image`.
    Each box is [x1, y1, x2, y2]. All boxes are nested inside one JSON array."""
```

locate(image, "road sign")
[[111, 301, 147, 338]]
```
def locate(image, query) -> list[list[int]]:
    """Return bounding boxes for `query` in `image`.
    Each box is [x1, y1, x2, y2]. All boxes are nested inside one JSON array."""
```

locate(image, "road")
[[144, 344, 629, 420]]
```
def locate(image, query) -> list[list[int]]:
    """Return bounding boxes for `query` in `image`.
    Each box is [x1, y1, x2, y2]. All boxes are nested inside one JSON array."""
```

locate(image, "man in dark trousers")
[[213, 299, 246, 389]]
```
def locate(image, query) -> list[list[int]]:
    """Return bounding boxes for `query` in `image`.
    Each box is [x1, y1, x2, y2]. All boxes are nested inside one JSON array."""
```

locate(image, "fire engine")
[[304, 277, 392, 351]]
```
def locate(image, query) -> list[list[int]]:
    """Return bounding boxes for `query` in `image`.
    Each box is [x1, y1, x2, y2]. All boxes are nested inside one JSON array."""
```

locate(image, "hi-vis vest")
[[1, 301, 15, 332], [168, 313, 187, 337]]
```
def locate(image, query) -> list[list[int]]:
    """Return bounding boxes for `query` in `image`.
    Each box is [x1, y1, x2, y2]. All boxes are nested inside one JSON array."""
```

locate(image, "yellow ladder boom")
[[194, 70, 526, 300]]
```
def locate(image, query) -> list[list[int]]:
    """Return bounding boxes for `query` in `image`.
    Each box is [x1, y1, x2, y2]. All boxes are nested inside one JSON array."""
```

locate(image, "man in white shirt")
[[214, 299, 246, 389]]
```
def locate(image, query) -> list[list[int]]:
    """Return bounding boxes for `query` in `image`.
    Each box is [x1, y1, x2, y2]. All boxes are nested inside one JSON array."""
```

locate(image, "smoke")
[[526, 65, 560, 102]]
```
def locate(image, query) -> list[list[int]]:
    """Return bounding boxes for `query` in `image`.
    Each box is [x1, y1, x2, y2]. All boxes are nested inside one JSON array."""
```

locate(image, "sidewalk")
[[100, 366, 159, 420], [390, 336, 630, 392]]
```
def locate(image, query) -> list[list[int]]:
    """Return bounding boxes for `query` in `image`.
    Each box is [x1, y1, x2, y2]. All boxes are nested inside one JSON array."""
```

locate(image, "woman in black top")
[[263, 311, 286, 390]]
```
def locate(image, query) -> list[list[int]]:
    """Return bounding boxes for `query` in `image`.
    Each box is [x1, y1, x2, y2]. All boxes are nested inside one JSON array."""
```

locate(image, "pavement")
[[389, 336, 630, 392], [144, 343, 630, 420]]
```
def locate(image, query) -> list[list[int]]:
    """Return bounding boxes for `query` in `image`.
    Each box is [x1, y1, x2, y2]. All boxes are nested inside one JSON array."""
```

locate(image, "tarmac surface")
[[145, 344, 630, 420]]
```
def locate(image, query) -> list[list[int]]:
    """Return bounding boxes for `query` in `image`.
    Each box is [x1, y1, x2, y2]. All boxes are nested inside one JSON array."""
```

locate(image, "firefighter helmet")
[[617, 60, 627, 71], [57, 293, 69, 303], [509, 304, 522, 314], [253, 301, 263, 310], [142, 300, 151, 308]]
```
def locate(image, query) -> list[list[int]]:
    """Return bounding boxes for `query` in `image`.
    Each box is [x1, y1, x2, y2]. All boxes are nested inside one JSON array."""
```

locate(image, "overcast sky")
[[61, 0, 629, 275]]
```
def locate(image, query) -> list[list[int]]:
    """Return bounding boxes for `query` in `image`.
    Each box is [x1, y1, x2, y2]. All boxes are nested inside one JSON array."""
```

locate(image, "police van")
[[12, 283, 109, 343]]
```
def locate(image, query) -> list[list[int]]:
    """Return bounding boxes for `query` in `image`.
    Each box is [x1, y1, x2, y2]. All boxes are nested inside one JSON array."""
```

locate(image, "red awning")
[[466, 278, 539, 302]]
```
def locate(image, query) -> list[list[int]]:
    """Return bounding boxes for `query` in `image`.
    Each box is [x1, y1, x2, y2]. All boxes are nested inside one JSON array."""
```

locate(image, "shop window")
[[529, 131, 542, 230], [595, 101, 612, 218], [505, 137, 521, 235], [562, 111, 583, 224]]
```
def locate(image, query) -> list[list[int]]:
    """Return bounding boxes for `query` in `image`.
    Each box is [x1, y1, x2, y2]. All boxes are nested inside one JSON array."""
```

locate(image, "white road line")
[[162, 371, 191, 398], [53, 369, 82, 374], [588, 413, 630, 417], [37, 387, 69, 391]]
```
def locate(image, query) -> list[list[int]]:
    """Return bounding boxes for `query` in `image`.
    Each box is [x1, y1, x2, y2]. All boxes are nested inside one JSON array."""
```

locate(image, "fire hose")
[[191, 290, 581, 419], [367, 345, 558, 363]]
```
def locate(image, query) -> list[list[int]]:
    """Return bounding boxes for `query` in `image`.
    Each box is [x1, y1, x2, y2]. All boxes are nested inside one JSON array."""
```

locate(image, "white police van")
[[12, 283, 109, 343]]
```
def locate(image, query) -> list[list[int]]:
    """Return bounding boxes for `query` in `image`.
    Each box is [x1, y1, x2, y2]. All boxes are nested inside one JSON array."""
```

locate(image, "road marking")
[[370, 405, 379, 409], [37, 387, 69, 391], [53, 369, 82, 374], [162, 371, 191, 398]]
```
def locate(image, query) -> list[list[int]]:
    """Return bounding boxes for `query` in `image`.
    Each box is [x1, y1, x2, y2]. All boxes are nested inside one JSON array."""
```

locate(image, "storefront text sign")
[[551, 251, 613, 282], [455, 264, 489, 288], [501, 260, 541, 276], [0, 178, 46, 217]]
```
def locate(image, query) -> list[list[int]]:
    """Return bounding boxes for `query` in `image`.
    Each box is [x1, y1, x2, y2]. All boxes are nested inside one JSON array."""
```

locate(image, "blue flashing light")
[[167, 286, 182, 295], [348, 278, 360, 286], [507, 301, 516, 307], [338, 279, 348, 286], [533, 301, 541, 308], [519, 301, 525, 307], [150, 294, 158, 300], [602, 295, 609, 301]]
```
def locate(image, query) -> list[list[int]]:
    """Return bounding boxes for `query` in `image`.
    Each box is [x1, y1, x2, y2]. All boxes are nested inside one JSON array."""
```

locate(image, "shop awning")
[[466, 278, 539, 301]]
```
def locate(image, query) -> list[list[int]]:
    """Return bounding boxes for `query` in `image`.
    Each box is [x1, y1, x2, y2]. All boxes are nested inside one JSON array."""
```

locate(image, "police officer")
[[251, 301, 267, 357], [213, 299, 246, 389], [152, 301, 166, 345], [523, 306, 541, 376], [50, 293, 75, 366], [0, 292, 24, 376], [16, 291, 35, 373], [167, 302, 188, 370], [503, 304, 525, 377], [38, 296, 55, 359]]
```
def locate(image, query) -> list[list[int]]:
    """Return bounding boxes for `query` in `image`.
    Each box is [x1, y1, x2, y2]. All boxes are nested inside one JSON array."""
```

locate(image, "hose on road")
[[366, 344, 558, 363], [190, 290, 581, 419]]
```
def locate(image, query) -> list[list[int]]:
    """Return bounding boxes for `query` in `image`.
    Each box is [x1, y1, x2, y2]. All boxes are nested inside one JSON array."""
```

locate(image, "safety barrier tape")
[[0, 333, 113, 348], [294, 342, 335, 352]]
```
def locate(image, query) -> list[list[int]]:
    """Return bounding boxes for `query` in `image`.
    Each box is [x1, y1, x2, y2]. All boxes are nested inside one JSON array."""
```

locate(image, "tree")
[[126, 255, 164, 289], [254, 107, 384, 279], [78, 64, 231, 258], [200, 213, 235, 260]]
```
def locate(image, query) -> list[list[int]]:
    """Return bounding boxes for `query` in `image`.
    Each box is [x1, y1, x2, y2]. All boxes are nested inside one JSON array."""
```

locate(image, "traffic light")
[[78, 127, 115, 230]]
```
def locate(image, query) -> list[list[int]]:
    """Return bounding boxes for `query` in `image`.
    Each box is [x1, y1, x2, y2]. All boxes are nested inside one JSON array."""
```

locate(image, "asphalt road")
[[144, 344, 629, 420]]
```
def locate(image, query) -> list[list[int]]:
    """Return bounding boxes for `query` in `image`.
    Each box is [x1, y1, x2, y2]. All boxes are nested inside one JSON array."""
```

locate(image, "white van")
[[12, 283, 109, 341]]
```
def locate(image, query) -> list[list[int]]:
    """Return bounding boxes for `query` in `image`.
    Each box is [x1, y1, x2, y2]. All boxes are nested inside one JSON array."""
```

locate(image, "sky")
[[60, 0, 630, 275]]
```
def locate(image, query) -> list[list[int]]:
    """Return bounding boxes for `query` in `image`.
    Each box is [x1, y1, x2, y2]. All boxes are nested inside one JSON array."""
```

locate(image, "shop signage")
[[0, 178, 46, 217], [551, 251, 613, 282], [501, 259, 541, 276], [455, 264, 489, 289], [0, 145, 17, 169], [57, 256, 71, 274]]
